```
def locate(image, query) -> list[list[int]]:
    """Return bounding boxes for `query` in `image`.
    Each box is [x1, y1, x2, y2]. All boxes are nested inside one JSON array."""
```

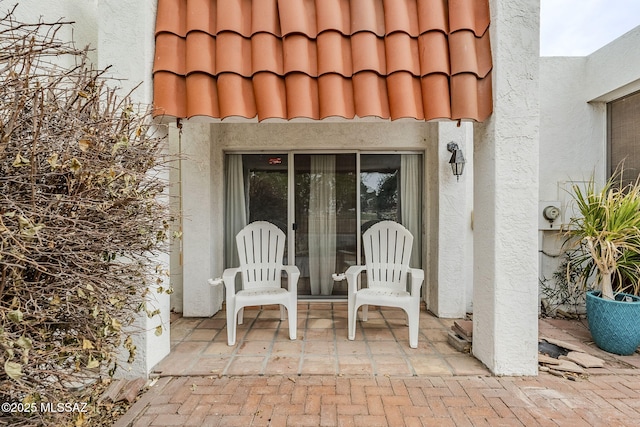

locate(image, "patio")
[[116, 310, 640, 427], [152, 302, 491, 377]]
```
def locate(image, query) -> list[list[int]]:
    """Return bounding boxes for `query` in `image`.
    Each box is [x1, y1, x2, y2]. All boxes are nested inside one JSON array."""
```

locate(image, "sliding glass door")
[[294, 154, 357, 297], [224, 152, 422, 299]]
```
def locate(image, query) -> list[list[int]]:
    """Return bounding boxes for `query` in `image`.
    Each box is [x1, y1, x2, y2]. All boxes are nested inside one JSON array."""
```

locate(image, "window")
[[608, 90, 640, 185]]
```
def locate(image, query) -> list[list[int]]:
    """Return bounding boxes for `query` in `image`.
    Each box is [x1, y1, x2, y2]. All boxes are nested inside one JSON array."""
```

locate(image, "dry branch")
[[0, 7, 172, 427]]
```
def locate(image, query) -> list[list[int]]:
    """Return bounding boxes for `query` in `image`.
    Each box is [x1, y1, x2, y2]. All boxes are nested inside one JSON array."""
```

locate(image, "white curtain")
[[225, 155, 247, 268], [308, 155, 336, 295], [401, 155, 421, 268]]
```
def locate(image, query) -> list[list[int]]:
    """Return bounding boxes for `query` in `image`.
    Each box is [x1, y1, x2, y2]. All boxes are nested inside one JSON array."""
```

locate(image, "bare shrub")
[[0, 6, 172, 426]]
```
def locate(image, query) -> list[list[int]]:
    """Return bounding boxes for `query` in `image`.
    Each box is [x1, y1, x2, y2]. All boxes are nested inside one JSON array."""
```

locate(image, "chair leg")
[[238, 307, 244, 325], [408, 304, 419, 349], [348, 300, 357, 340], [280, 305, 286, 321], [362, 304, 368, 321], [226, 298, 237, 346], [287, 301, 297, 340]]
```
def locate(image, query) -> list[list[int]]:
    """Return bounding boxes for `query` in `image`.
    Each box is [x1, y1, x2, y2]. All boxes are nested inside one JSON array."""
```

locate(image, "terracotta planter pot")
[[586, 290, 640, 356]]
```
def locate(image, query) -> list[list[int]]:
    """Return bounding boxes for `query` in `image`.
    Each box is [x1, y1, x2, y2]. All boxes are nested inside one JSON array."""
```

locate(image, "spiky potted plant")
[[564, 173, 640, 355]]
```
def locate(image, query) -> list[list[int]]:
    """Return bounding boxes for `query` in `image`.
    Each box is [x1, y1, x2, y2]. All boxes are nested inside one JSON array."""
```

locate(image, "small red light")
[[268, 157, 282, 165]]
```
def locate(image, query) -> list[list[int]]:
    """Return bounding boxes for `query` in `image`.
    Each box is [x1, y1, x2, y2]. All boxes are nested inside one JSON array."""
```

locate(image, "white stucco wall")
[[12, 1, 99, 65], [539, 26, 640, 201], [427, 122, 474, 317], [538, 25, 640, 303], [472, 0, 540, 375], [585, 27, 640, 103]]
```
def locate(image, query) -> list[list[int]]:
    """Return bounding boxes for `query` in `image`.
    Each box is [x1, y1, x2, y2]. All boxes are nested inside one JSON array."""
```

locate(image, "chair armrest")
[[345, 265, 366, 294], [408, 268, 424, 296], [282, 265, 300, 292], [222, 267, 241, 295]]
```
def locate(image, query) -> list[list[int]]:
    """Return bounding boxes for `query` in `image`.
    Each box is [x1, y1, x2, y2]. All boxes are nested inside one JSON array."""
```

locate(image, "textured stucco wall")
[[538, 25, 640, 302], [472, 0, 540, 375], [539, 26, 640, 202], [12, 1, 99, 65], [585, 27, 640, 103], [428, 122, 474, 317]]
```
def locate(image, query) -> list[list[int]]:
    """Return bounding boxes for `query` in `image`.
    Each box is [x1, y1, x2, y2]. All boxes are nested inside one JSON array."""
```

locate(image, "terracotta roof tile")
[[421, 73, 452, 119], [217, 73, 257, 118], [155, 0, 187, 36], [153, 0, 493, 122], [317, 31, 352, 76], [185, 32, 215, 75], [351, 32, 386, 74], [153, 33, 185, 75], [451, 72, 492, 121], [416, 0, 449, 33], [153, 71, 186, 117], [317, 0, 351, 34], [449, 0, 490, 35], [383, 0, 419, 36], [215, 32, 252, 76], [350, 0, 385, 36], [279, 0, 317, 37], [285, 73, 319, 119], [319, 74, 355, 118], [353, 72, 390, 118], [186, 0, 216, 34], [418, 31, 450, 75], [216, 0, 252, 37], [449, 30, 492, 77], [385, 32, 420, 75], [251, 33, 283, 74], [254, 72, 287, 119], [283, 35, 317, 76], [251, 0, 281, 35], [186, 73, 219, 118], [387, 71, 424, 120]]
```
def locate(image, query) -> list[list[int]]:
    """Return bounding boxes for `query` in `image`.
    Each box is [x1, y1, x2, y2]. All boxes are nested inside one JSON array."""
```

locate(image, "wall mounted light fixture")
[[446, 142, 466, 181]]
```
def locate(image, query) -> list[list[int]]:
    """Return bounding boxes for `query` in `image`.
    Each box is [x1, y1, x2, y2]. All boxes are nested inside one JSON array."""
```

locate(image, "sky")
[[540, 0, 640, 56]]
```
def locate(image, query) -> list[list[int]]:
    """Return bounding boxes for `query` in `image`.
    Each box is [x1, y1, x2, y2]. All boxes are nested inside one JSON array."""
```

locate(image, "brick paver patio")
[[115, 303, 640, 426]]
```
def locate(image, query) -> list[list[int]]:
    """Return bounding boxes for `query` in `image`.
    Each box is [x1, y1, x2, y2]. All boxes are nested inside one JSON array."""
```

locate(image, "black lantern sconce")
[[446, 142, 466, 181]]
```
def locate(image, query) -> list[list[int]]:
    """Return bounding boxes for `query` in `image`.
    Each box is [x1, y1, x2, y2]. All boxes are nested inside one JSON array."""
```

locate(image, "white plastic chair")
[[346, 221, 424, 348], [222, 221, 299, 345]]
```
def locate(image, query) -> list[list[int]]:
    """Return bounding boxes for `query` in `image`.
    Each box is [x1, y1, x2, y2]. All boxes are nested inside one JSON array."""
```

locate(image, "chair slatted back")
[[236, 221, 285, 290], [362, 221, 413, 292]]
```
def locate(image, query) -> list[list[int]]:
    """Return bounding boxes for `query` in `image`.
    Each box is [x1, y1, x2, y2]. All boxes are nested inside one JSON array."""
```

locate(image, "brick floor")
[[115, 373, 640, 427], [113, 305, 640, 426]]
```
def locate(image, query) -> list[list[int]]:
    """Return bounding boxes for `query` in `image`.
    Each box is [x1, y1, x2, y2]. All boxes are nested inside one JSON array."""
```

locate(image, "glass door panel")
[[294, 154, 357, 297], [244, 154, 288, 232], [360, 154, 422, 268]]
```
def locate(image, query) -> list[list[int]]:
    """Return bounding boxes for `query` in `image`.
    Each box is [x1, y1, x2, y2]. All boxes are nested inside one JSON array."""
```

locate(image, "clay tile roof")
[[153, 0, 493, 122]]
